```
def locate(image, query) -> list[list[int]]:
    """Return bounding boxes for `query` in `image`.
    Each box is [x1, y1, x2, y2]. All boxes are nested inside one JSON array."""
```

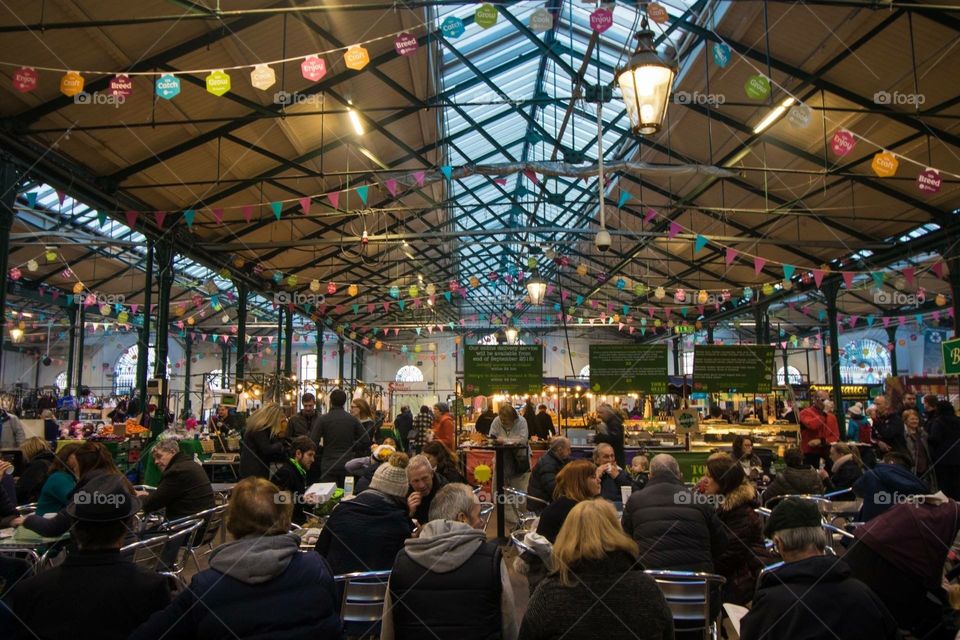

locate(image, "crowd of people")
[[1, 388, 959, 640]]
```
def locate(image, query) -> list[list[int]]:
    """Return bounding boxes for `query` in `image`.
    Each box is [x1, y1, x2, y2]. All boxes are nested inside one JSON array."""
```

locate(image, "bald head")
[[649, 454, 681, 480]]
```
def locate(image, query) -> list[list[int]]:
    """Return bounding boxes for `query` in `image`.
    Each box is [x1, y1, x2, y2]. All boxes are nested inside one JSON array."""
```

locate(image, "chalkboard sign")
[[943, 337, 960, 376], [693, 345, 775, 393], [463, 345, 543, 395], [589, 344, 668, 393]]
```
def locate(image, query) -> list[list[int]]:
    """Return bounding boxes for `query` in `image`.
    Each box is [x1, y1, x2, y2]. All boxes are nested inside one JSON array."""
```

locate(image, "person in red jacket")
[[431, 402, 455, 451], [798, 391, 839, 469]]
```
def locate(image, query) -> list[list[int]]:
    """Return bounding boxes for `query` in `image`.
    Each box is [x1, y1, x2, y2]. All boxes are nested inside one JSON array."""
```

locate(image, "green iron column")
[[75, 304, 86, 399], [275, 306, 284, 379], [65, 301, 77, 396], [0, 161, 17, 376], [824, 282, 845, 436], [152, 241, 174, 437], [315, 323, 324, 381], [183, 336, 192, 414], [886, 325, 898, 376], [136, 241, 154, 409], [338, 335, 345, 385], [947, 246, 960, 338], [284, 305, 293, 377], [235, 282, 247, 384]]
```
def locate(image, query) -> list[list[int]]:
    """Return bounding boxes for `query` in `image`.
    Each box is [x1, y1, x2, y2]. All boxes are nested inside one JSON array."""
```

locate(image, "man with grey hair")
[[593, 442, 636, 504], [741, 498, 898, 640], [138, 439, 214, 521], [406, 453, 447, 523], [382, 484, 518, 640], [621, 454, 727, 572], [527, 436, 571, 507]]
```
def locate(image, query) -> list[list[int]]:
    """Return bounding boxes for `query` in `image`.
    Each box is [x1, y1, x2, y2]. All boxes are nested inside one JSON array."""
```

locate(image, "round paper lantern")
[[99, 304, 111, 316], [287, 275, 298, 287], [782, 279, 793, 290], [674, 288, 686, 303], [425, 283, 436, 296], [26, 260, 38, 272], [309, 279, 321, 292], [762, 283, 775, 296], [448, 280, 459, 292], [187, 316, 195, 325], [233, 257, 245, 268], [45, 250, 57, 263], [326, 282, 337, 295], [634, 283, 646, 296], [697, 290, 708, 304], [474, 464, 492, 483], [73, 282, 84, 294], [347, 284, 359, 296], [616, 278, 626, 290], [374, 340, 382, 350], [899, 339, 906, 346], [469, 276, 480, 288], [408, 285, 419, 298], [272, 271, 283, 284], [414, 344, 422, 353], [743, 287, 754, 301], [222, 314, 230, 323], [654, 319, 662, 328], [654, 286, 665, 299], [936, 294, 947, 306], [117, 311, 129, 323], [389, 285, 400, 299], [9, 267, 21, 280], [576, 264, 588, 277]]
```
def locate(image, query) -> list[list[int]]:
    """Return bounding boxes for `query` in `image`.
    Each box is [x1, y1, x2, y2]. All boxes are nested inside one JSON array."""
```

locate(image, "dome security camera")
[[595, 229, 612, 252]]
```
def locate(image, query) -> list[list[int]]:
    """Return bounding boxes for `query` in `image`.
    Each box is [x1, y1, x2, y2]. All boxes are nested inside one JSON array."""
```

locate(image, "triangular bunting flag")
[[882, 317, 891, 328], [694, 235, 708, 253], [522, 168, 539, 185], [444, 291, 452, 303], [56, 190, 66, 206], [725, 248, 738, 267], [618, 191, 630, 208], [97, 210, 107, 227], [184, 209, 196, 228], [382, 301, 390, 312], [242, 205, 255, 223], [903, 267, 915, 287], [357, 185, 369, 205], [385, 179, 398, 197], [440, 166, 453, 180], [327, 192, 340, 209], [26, 192, 37, 208], [754, 257, 766, 275], [668, 221, 681, 239], [842, 272, 855, 288], [783, 264, 796, 280], [211, 208, 224, 224], [866, 314, 875, 326], [299, 198, 311, 215], [124, 210, 138, 229], [644, 208, 657, 224], [270, 201, 283, 220], [933, 261, 945, 279], [413, 171, 426, 187], [813, 269, 825, 289], [871, 272, 885, 288], [154, 211, 166, 228]]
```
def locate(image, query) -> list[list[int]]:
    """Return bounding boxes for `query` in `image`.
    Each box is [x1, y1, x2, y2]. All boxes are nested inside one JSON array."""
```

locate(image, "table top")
[[211, 482, 238, 493], [461, 442, 529, 450], [0, 528, 70, 548], [820, 499, 863, 514]]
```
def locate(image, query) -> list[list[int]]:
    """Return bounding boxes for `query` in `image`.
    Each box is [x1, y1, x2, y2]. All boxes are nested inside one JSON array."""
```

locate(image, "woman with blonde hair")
[[15, 437, 55, 504], [536, 460, 600, 543], [519, 499, 673, 640], [239, 402, 289, 479]]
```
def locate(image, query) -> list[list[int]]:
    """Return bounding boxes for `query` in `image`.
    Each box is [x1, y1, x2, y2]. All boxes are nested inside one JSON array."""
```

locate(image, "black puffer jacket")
[[621, 474, 727, 572], [16, 451, 54, 505], [527, 451, 567, 505], [762, 466, 825, 505], [929, 412, 960, 466]]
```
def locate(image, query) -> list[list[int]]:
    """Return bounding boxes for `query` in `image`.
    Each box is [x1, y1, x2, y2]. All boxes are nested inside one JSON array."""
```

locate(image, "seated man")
[[138, 438, 215, 522], [853, 451, 929, 521], [406, 454, 447, 524], [11, 474, 171, 640], [270, 436, 317, 525], [593, 443, 635, 504], [621, 454, 727, 572], [741, 498, 899, 640], [382, 483, 518, 640], [527, 437, 570, 507]]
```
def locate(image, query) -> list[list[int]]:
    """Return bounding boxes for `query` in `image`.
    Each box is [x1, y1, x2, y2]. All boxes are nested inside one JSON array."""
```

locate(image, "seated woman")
[[21, 441, 134, 537], [34, 442, 80, 516], [819, 442, 864, 500], [732, 435, 765, 482], [701, 454, 772, 605], [519, 499, 674, 640], [316, 452, 415, 576], [422, 441, 467, 485], [15, 437, 55, 505], [762, 447, 824, 505], [132, 477, 343, 640], [536, 460, 600, 544]]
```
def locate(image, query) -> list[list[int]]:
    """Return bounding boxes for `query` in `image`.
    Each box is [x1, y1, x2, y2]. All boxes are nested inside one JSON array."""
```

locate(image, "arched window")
[[579, 365, 590, 379], [55, 371, 67, 391], [839, 338, 891, 384], [777, 366, 803, 386], [114, 345, 171, 394], [396, 365, 424, 383]]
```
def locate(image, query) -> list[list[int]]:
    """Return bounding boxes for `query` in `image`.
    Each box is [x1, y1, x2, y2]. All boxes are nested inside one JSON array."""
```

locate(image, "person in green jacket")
[[35, 442, 80, 515]]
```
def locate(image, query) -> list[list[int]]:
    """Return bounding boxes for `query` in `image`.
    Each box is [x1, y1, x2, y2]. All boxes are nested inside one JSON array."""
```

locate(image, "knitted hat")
[[764, 497, 822, 538], [370, 452, 410, 500], [848, 402, 863, 417]]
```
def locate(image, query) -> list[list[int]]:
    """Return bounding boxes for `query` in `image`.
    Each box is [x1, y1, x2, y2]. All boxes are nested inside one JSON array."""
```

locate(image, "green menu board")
[[463, 345, 543, 395], [943, 337, 960, 376], [589, 344, 668, 393], [693, 345, 775, 393]]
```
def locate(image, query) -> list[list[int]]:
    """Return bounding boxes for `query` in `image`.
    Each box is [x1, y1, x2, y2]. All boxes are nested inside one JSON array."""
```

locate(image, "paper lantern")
[[389, 286, 400, 299], [448, 280, 459, 292], [936, 294, 947, 306], [9, 267, 21, 280], [26, 259, 38, 272], [222, 314, 230, 323], [654, 319, 662, 328], [469, 276, 480, 288], [414, 344, 422, 353], [326, 282, 337, 295], [187, 317, 195, 326], [272, 271, 283, 284], [408, 285, 419, 298], [287, 275, 298, 287], [73, 282, 84, 294], [374, 340, 382, 350], [425, 283, 436, 296], [762, 283, 775, 296], [742, 287, 754, 301], [347, 284, 359, 297], [474, 464, 492, 483], [697, 290, 708, 304], [117, 311, 129, 323], [654, 286, 665, 299], [782, 279, 793, 290], [309, 279, 321, 292], [634, 283, 646, 296], [576, 264, 588, 277]]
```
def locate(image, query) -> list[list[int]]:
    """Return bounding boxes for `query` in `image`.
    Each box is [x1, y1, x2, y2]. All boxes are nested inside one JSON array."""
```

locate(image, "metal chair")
[[15, 503, 37, 517], [120, 534, 170, 572], [479, 501, 495, 532], [157, 519, 204, 586], [133, 485, 157, 492], [161, 504, 227, 572], [335, 569, 391, 639], [644, 570, 726, 640], [502, 487, 549, 532], [763, 494, 832, 509]]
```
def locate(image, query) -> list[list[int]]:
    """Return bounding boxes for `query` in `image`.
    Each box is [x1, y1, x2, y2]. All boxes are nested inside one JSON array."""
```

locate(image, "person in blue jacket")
[[853, 451, 929, 521]]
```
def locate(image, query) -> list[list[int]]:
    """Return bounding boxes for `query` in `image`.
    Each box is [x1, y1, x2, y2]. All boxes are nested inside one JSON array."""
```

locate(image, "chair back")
[[479, 502, 495, 531], [15, 503, 37, 517], [335, 570, 391, 627], [644, 570, 726, 639], [120, 535, 169, 572], [164, 504, 226, 548], [503, 487, 549, 511]]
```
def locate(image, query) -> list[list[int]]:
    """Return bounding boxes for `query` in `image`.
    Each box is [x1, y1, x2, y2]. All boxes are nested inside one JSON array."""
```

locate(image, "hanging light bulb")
[[361, 229, 369, 245], [615, 17, 678, 135], [526, 270, 547, 305]]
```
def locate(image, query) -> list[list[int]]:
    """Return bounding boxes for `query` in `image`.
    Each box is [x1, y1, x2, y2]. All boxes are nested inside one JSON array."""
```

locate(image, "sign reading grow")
[[589, 344, 668, 393]]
